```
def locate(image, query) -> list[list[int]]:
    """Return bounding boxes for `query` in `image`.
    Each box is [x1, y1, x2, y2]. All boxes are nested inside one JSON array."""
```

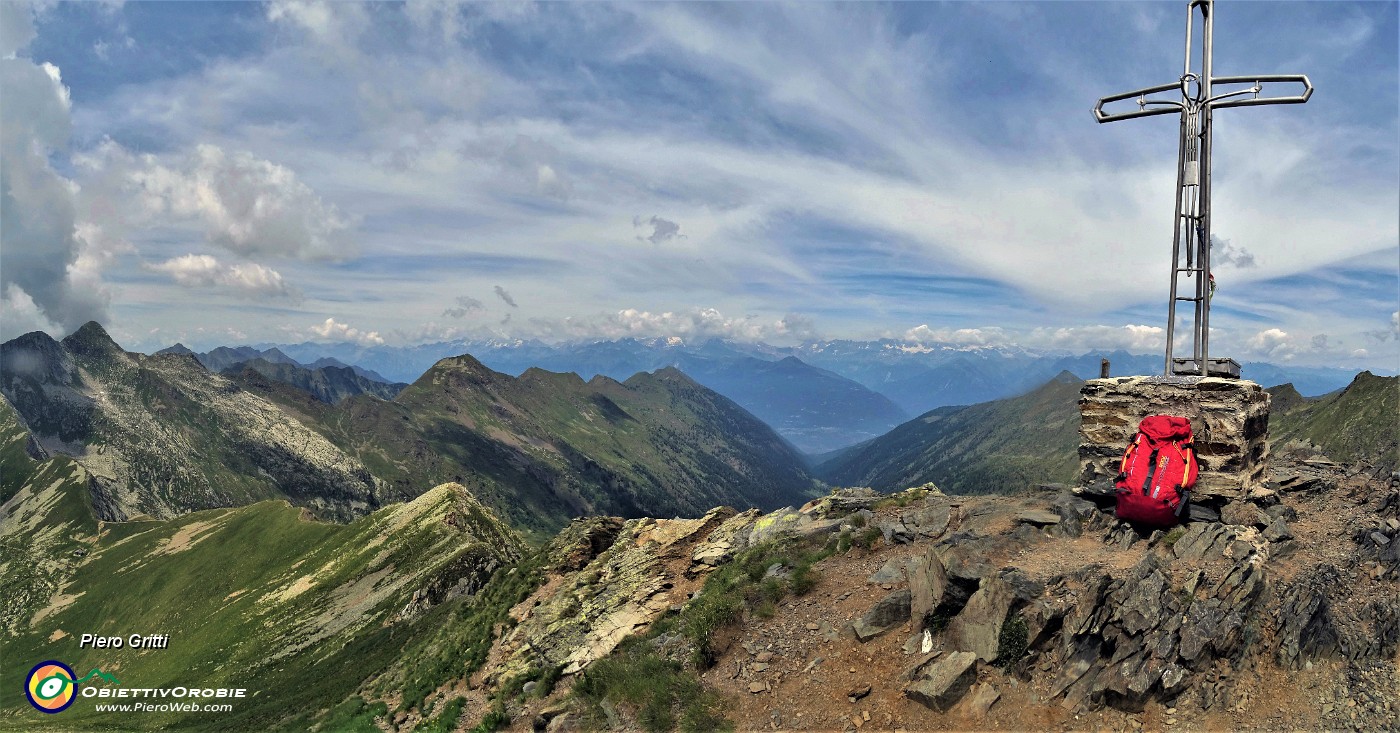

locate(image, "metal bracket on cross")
[[1093, 0, 1312, 377]]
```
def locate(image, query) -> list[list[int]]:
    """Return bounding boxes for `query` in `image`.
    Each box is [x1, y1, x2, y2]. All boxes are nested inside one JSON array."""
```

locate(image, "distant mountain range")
[[248, 337, 1375, 451], [159, 344, 400, 388], [224, 358, 407, 404], [2, 324, 816, 537]]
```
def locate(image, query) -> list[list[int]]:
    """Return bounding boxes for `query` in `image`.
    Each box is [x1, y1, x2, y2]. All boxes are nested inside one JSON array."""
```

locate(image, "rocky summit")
[[437, 453, 1397, 733]]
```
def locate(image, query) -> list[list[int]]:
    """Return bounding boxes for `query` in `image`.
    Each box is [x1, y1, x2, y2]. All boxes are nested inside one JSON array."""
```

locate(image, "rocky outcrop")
[[1079, 376, 1270, 502], [1, 323, 386, 521], [852, 589, 911, 642], [906, 547, 948, 622], [905, 651, 978, 711], [944, 575, 1014, 662], [465, 458, 1397, 733], [876, 487, 953, 544]]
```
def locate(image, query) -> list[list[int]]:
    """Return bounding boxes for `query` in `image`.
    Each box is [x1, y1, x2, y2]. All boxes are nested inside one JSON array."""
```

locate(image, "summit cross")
[[1094, 0, 1312, 378]]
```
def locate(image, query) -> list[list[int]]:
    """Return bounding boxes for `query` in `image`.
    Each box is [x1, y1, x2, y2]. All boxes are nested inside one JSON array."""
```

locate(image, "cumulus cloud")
[[0, 284, 61, 341], [493, 285, 518, 308], [146, 254, 296, 299], [1210, 235, 1257, 269], [903, 325, 1008, 347], [527, 307, 817, 343], [0, 16, 110, 334], [443, 295, 486, 318], [1246, 328, 1297, 361], [0, 2, 36, 57], [1365, 310, 1400, 344], [634, 216, 684, 245], [80, 141, 354, 262], [309, 317, 384, 346], [902, 323, 1166, 352]]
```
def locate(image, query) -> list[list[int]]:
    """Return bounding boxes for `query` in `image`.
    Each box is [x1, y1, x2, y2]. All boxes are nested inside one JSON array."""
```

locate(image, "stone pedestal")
[[1078, 376, 1270, 502]]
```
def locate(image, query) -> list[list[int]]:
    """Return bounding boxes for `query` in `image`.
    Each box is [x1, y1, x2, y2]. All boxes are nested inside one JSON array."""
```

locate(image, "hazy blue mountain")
[[305, 357, 395, 383], [194, 337, 1383, 444], [665, 354, 907, 454]]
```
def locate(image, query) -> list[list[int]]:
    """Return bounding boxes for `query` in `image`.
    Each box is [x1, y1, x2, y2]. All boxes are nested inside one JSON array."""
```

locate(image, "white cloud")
[[0, 28, 109, 333], [527, 306, 816, 343], [1246, 328, 1297, 361], [0, 284, 61, 340], [901, 323, 1167, 353], [265, 0, 368, 64], [903, 325, 1007, 347], [146, 254, 295, 299], [1211, 235, 1257, 269], [79, 141, 354, 262], [0, 2, 35, 58], [309, 317, 384, 346]]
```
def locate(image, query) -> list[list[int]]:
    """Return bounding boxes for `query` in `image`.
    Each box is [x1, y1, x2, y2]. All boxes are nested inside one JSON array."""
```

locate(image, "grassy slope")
[[817, 373, 1083, 494], [1269, 371, 1399, 473], [0, 397, 99, 636], [246, 357, 817, 538], [0, 478, 520, 731]]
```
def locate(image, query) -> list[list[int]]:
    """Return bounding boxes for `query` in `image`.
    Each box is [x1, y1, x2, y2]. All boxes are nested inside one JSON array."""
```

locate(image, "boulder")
[[1263, 517, 1294, 542], [868, 557, 910, 584], [1221, 501, 1269, 528], [904, 651, 977, 712], [853, 589, 912, 642], [691, 509, 759, 568], [963, 682, 1001, 718], [1017, 510, 1061, 526], [945, 576, 1014, 661], [907, 547, 949, 622]]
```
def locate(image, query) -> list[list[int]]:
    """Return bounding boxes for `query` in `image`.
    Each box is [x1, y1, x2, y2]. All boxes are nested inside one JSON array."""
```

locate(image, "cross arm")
[[1094, 81, 1185, 123], [1207, 74, 1312, 110]]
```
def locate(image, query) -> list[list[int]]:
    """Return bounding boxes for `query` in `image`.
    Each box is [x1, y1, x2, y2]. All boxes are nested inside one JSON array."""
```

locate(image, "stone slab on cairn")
[[1078, 376, 1271, 503]]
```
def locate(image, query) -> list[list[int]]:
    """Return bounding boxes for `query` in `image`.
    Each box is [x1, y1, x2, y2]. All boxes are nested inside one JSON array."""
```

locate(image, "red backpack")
[[1114, 415, 1198, 527]]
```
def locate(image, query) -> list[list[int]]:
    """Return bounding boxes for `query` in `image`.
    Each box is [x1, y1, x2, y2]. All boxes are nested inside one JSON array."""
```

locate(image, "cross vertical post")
[[1094, 0, 1312, 377]]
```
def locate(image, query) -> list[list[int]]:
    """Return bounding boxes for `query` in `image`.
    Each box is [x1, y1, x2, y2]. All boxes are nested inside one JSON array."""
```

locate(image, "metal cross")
[[1094, 0, 1311, 378]]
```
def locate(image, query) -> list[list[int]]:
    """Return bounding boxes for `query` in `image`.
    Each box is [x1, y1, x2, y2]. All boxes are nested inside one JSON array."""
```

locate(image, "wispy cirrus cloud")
[[9, 1, 1395, 371]]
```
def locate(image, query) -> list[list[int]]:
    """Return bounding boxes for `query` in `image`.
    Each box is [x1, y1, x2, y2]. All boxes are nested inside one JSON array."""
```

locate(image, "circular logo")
[[25, 661, 77, 714]]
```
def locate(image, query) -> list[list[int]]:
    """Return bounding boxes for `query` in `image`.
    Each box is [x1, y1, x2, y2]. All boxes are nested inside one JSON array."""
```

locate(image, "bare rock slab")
[[853, 588, 911, 642], [1016, 510, 1061, 526], [905, 651, 977, 712], [945, 575, 1014, 661], [907, 547, 948, 622], [964, 682, 1001, 718]]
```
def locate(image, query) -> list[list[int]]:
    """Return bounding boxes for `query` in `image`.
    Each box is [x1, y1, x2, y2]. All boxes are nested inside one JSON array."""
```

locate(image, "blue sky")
[[2, 1, 1396, 369]]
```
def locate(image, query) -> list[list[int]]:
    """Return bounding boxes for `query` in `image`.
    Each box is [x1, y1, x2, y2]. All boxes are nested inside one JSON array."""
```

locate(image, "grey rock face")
[[853, 588, 912, 642], [945, 575, 1015, 662], [907, 547, 949, 622], [904, 651, 978, 712], [877, 492, 953, 545], [1263, 517, 1294, 542]]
